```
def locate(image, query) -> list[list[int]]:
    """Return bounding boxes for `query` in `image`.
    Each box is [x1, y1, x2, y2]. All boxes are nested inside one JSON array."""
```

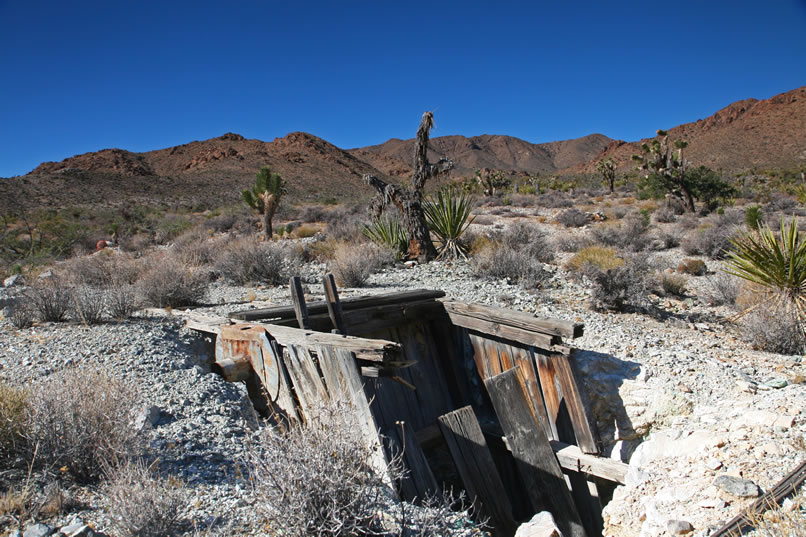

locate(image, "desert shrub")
[[299, 204, 329, 223], [324, 206, 366, 242], [591, 213, 650, 251], [677, 258, 707, 276], [61, 252, 115, 287], [745, 205, 763, 230], [72, 286, 106, 324], [330, 242, 392, 288], [171, 229, 220, 268], [566, 246, 624, 272], [650, 229, 682, 250], [119, 233, 154, 253], [472, 215, 495, 226], [213, 239, 290, 285], [535, 192, 572, 208], [103, 459, 185, 537], [554, 232, 594, 253], [245, 401, 396, 537], [0, 382, 27, 463], [28, 277, 73, 322], [472, 248, 550, 290], [23, 369, 140, 482], [294, 224, 319, 238], [136, 257, 207, 308], [6, 291, 35, 329], [705, 272, 742, 307], [653, 205, 678, 223], [107, 284, 140, 320], [677, 213, 701, 230], [499, 222, 555, 263], [659, 273, 688, 298], [202, 213, 236, 233], [587, 260, 648, 312], [681, 217, 741, 259], [555, 208, 589, 228], [741, 305, 805, 355], [764, 194, 801, 215]]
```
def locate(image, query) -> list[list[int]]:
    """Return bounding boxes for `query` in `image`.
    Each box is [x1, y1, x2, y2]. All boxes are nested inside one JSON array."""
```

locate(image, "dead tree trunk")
[[364, 111, 453, 263]]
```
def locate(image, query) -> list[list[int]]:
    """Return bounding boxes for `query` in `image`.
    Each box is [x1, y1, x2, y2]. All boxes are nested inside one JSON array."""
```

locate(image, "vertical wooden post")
[[289, 276, 310, 330], [322, 273, 347, 334], [484, 368, 588, 537]]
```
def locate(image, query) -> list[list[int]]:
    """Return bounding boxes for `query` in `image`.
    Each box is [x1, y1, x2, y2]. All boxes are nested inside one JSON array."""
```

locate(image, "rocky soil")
[[2, 233, 805, 536]]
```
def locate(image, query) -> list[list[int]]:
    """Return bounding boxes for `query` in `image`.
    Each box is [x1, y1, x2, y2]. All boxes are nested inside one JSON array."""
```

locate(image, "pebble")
[[712, 474, 762, 497], [667, 519, 694, 534]]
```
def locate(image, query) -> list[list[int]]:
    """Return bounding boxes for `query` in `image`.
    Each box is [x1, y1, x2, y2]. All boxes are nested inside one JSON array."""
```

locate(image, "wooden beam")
[[441, 301, 584, 339], [231, 289, 446, 321], [550, 441, 628, 484], [446, 312, 558, 350], [214, 323, 401, 363], [289, 276, 311, 330], [322, 273, 347, 334], [393, 421, 440, 502], [437, 406, 518, 537], [484, 368, 587, 537]]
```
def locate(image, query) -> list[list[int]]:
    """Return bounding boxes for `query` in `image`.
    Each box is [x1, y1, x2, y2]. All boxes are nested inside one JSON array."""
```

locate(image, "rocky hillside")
[[579, 85, 806, 173], [4, 85, 805, 213], [348, 133, 614, 177]]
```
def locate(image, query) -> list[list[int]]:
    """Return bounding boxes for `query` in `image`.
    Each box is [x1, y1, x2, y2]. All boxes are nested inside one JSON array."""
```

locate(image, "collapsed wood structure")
[[188, 278, 629, 537]]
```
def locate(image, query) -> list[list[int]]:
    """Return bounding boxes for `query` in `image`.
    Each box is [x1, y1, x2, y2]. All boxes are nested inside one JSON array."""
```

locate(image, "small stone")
[[713, 474, 761, 497], [678, 383, 693, 393], [4, 274, 20, 287], [736, 380, 757, 393], [132, 405, 161, 430], [63, 526, 95, 537], [762, 377, 788, 389], [37, 270, 54, 280], [698, 498, 726, 509], [59, 522, 85, 535], [24, 524, 54, 537], [515, 511, 561, 537], [667, 519, 694, 534], [705, 458, 723, 471]]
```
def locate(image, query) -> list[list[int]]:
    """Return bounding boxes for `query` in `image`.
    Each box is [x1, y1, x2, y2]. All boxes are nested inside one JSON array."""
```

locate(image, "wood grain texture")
[[441, 301, 584, 338], [484, 368, 587, 537]]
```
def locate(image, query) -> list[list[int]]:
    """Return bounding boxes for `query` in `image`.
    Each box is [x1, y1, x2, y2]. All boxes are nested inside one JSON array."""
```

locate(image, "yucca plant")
[[423, 187, 475, 259], [362, 215, 408, 259], [724, 216, 806, 326]]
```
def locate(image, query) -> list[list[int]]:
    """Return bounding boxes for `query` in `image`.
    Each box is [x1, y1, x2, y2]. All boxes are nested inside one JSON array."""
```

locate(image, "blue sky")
[[1, 1, 805, 177]]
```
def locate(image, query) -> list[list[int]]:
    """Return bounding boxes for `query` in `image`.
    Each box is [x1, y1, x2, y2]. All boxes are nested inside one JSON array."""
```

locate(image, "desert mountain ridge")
[[3, 85, 805, 211]]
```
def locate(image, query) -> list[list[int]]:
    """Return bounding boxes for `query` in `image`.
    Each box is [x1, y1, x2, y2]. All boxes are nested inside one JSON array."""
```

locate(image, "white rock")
[[515, 511, 562, 537]]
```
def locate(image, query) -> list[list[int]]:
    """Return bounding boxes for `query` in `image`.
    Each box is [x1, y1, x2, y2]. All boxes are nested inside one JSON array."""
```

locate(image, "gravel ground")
[[1, 232, 805, 536]]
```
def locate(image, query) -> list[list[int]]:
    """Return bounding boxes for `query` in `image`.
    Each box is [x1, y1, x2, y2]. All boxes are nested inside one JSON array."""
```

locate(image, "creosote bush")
[[682, 214, 742, 259], [555, 208, 589, 228], [741, 305, 806, 355], [705, 272, 742, 307], [472, 223, 554, 290], [591, 213, 650, 251], [72, 285, 106, 325], [103, 459, 185, 537]]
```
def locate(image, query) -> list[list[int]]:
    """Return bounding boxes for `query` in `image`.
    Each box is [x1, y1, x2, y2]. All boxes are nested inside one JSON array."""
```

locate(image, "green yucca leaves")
[[423, 187, 475, 259], [725, 216, 806, 321], [362, 215, 408, 258]]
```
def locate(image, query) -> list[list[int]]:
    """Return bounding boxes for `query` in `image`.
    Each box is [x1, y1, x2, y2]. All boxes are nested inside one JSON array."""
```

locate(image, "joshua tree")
[[596, 158, 617, 194], [242, 166, 286, 239], [475, 168, 510, 197], [632, 130, 695, 212], [364, 111, 454, 262]]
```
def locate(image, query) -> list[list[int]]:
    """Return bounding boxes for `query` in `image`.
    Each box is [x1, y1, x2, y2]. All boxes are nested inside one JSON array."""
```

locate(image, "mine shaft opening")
[[193, 284, 626, 537]]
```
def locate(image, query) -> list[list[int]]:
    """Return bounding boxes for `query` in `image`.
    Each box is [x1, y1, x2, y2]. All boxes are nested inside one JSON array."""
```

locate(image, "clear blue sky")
[[1, 0, 805, 177]]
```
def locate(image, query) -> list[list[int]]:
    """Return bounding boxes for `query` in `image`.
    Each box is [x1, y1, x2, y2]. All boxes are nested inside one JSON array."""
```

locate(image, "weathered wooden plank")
[[316, 345, 389, 480], [447, 312, 558, 350], [258, 324, 400, 363], [484, 368, 587, 537], [550, 441, 628, 484], [509, 344, 554, 440], [283, 345, 328, 421], [266, 338, 300, 423], [467, 332, 493, 379], [536, 351, 599, 454], [289, 276, 311, 330], [438, 406, 518, 537], [710, 460, 806, 537], [322, 273, 347, 334], [231, 289, 446, 321], [441, 301, 584, 339]]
